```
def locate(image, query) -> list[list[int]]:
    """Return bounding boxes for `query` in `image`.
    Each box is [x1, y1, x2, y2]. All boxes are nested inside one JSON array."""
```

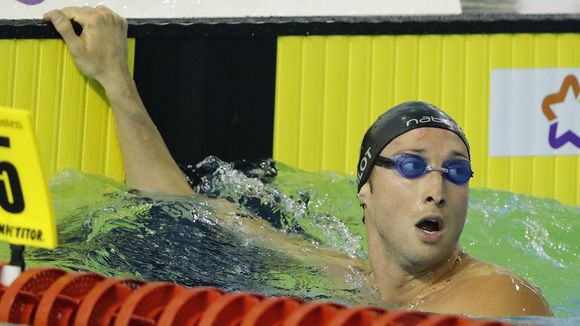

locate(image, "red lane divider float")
[[330, 306, 387, 326], [75, 278, 145, 326], [116, 282, 188, 326], [240, 297, 304, 326], [0, 268, 66, 324], [158, 287, 224, 326], [0, 265, 512, 326], [283, 302, 345, 326], [199, 292, 264, 326], [34, 272, 105, 326]]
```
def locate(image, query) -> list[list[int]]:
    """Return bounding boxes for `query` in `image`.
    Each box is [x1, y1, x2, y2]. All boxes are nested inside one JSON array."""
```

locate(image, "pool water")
[[0, 156, 578, 324]]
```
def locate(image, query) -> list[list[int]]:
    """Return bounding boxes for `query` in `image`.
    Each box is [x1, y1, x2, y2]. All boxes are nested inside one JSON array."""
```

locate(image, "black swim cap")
[[356, 101, 470, 192]]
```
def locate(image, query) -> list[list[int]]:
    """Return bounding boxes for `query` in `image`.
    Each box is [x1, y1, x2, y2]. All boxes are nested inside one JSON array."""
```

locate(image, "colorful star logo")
[[541, 75, 580, 149]]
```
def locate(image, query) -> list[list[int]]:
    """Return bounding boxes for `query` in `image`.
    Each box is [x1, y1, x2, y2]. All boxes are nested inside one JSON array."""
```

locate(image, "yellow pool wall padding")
[[273, 34, 580, 206], [0, 39, 134, 182]]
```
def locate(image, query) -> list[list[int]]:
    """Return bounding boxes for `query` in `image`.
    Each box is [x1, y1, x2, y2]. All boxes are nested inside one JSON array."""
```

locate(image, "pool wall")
[[0, 16, 578, 205]]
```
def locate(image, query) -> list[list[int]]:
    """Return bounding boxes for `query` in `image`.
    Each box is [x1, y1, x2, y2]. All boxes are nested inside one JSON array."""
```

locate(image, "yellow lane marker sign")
[[0, 107, 57, 248]]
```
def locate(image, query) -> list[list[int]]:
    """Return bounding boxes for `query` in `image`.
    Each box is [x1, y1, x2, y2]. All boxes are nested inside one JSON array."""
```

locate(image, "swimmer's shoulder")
[[434, 257, 553, 317]]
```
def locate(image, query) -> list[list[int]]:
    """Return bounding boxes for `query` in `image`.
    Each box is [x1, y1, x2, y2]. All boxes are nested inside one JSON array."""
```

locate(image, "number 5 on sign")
[[0, 107, 57, 249]]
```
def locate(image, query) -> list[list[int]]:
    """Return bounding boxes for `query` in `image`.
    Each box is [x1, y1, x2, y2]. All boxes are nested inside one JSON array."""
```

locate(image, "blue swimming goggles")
[[375, 153, 474, 185]]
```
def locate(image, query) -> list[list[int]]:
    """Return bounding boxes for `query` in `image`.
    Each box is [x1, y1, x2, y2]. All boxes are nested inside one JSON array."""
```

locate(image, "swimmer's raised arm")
[[44, 7, 193, 196]]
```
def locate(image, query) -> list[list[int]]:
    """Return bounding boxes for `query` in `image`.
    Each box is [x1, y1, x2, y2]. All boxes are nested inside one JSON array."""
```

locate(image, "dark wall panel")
[[133, 36, 277, 165]]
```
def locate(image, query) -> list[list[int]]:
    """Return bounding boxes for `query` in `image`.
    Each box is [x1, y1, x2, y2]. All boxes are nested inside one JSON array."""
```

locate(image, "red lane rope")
[[0, 265, 512, 326]]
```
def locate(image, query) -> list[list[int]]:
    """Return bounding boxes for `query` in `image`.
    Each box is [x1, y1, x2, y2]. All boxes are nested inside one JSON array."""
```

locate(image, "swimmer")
[[44, 6, 553, 317]]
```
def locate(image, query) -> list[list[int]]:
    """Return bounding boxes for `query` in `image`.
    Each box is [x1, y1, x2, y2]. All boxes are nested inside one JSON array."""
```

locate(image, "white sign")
[[3, 0, 461, 19], [515, 0, 580, 14], [489, 68, 580, 156]]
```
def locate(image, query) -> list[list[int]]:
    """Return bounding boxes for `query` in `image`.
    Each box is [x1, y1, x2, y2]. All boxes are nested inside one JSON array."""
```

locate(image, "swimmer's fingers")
[[43, 9, 84, 55], [61, 6, 127, 29], [44, 6, 130, 85]]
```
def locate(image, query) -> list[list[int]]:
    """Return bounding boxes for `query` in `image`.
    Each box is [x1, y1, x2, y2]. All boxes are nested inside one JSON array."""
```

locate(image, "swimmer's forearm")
[[103, 76, 194, 195]]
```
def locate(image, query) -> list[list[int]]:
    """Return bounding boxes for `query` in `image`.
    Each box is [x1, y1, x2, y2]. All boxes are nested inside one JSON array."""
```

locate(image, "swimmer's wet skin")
[[44, 6, 553, 317]]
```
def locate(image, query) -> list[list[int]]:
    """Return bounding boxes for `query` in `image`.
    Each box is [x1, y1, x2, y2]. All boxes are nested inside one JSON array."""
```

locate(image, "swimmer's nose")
[[423, 171, 446, 207], [426, 195, 446, 207]]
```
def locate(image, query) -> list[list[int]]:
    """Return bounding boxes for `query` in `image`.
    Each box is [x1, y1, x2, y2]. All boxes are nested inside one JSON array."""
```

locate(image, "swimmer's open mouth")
[[415, 216, 443, 232]]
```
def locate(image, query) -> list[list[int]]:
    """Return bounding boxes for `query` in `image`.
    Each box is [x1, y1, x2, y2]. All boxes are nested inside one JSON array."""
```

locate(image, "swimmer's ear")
[[357, 183, 370, 207], [358, 184, 370, 224]]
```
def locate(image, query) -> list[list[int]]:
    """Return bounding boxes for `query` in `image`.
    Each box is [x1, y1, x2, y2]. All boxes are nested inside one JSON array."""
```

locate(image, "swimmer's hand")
[[43, 6, 130, 88]]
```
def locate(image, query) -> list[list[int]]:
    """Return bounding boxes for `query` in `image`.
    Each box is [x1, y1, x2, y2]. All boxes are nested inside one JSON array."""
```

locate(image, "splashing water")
[[0, 157, 578, 322]]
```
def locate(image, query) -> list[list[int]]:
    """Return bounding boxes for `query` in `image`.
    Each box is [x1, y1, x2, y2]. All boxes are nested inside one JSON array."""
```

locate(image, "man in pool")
[[44, 6, 553, 317]]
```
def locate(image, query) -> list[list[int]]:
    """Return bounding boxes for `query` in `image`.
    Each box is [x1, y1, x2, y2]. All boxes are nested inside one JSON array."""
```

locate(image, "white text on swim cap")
[[357, 146, 373, 183], [406, 115, 458, 131]]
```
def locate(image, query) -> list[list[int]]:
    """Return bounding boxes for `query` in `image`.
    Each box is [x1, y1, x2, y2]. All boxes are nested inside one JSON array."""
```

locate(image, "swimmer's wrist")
[[101, 72, 139, 105]]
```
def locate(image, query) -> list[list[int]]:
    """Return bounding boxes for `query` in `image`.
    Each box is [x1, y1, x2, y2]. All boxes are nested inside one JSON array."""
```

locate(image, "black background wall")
[[133, 36, 277, 165]]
